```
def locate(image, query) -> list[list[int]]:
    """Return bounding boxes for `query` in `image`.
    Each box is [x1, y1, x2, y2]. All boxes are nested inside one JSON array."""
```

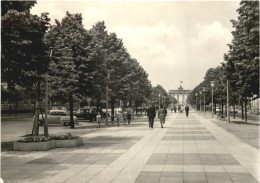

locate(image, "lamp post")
[[203, 87, 206, 115], [44, 47, 52, 136], [195, 93, 197, 111], [105, 71, 110, 125], [159, 93, 161, 108], [199, 91, 202, 112], [163, 95, 165, 106], [210, 81, 215, 118], [227, 80, 230, 123]]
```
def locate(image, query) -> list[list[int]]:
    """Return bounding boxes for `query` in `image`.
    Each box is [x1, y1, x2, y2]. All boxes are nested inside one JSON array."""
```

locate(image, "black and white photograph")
[[1, 0, 259, 183]]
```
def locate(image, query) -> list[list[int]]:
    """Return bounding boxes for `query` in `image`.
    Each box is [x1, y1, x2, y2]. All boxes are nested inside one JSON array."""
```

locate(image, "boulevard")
[[1, 111, 259, 183]]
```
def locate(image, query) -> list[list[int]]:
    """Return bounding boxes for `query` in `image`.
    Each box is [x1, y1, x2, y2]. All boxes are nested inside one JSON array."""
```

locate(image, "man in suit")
[[147, 104, 156, 128], [185, 104, 190, 117]]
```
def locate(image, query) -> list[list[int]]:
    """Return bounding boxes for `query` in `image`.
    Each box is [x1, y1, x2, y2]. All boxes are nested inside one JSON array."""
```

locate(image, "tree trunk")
[[221, 101, 223, 115], [241, 101, 244, 120], [245, 100, 247, 122], [131, 99, 135, 119], [233, 105, 235, 119], [32, 82, 41, 135], [32, 100, 40, 135], [69, 92, 74, 128], [111, 97, 114, 122], [96, 98, 100, 111], [225, 102, 227, 117]]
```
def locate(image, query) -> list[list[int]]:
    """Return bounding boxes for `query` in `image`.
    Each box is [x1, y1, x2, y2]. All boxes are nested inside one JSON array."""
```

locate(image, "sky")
[[31, 0, 240, 92]]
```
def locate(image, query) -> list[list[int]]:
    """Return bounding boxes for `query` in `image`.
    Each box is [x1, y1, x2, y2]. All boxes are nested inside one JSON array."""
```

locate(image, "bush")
[[51, 133, 79, 140], [18, 136, 52, 143], [17, 133, 79, 142]]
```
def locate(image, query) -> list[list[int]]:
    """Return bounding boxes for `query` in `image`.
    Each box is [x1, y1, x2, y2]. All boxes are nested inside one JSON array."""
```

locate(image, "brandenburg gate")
[[169, 85, 192, 105]]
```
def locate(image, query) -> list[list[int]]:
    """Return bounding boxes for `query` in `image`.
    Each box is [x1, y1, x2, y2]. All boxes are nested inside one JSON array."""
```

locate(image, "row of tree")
[[187, 0, 259, 121], [1, 1, 152, 135], [148, 84, 176, 107]]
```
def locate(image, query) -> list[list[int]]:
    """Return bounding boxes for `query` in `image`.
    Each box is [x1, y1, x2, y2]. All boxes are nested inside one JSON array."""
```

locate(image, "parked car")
[[38, 110, 78, 126], [74, 108, 109, 122], [230, 107, 238, 113]]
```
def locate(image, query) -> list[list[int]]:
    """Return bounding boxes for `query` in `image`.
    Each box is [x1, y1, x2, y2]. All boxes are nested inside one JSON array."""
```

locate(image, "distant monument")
[[169, 83, 192, 105]]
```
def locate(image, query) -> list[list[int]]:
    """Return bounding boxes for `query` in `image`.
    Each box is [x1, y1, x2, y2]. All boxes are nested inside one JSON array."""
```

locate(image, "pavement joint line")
[[109, 114, 177, 183], [88, 123, 165, 183]]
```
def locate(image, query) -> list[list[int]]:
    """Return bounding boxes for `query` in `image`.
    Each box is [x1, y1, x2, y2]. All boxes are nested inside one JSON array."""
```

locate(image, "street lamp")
[[159, 93, 161, 107], [163, 95, 165, 106], [44, 47, 53, 136], [227, 80, 230, 123], [210, 81, 215, 118], [105, 71, 110, 125], [199, 91, 202, 112], [195, 93, 198, 111], [203, 87, 206, 115]]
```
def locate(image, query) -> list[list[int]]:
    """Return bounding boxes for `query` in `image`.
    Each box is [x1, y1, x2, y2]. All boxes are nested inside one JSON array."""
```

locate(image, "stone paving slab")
[[1, 112, 260, 183]]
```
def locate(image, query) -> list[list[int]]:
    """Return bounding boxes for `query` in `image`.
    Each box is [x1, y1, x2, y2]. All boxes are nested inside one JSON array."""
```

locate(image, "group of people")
[[96, 103, 190, 128], [96, 105, 132, 128], [147, 104, 167, 128], [171, 104, 190, 117], [146, 104, 190, 129]]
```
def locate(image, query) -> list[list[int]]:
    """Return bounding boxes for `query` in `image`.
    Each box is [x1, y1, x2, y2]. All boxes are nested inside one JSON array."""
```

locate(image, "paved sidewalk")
[[1, 112, 259, 183]]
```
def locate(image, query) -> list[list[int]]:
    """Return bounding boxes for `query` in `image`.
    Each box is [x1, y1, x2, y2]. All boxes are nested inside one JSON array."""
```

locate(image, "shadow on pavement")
[[231, 120, 260, 126]]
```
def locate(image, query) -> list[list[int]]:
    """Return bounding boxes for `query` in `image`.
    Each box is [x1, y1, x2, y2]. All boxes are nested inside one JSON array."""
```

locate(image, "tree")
[[224, 0, 259, 121], [45, 12, 93, 128], [1, 1, 50, 135], [148, 85, 170, 107]]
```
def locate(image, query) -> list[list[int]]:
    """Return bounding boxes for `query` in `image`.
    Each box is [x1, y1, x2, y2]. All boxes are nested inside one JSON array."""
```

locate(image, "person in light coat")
[[158, 105, 166, 128]]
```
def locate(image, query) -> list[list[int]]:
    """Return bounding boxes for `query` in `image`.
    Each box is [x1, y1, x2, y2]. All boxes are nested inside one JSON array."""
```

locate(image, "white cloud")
[[198, 21, 231, 42]]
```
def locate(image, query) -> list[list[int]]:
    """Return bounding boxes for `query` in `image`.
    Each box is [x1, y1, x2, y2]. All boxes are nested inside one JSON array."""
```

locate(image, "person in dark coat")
[[147, 104, 156, 128], [8, 104, 13, 116], [174, 105, 177, 113], [185, 104, 190, 117]]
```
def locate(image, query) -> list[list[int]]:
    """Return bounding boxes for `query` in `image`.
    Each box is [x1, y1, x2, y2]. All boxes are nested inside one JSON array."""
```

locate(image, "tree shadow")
[[231, 120, 260, 126]]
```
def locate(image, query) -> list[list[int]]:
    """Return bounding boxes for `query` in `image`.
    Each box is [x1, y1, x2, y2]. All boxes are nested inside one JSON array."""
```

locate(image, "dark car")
[[74, 108, 109, 122]]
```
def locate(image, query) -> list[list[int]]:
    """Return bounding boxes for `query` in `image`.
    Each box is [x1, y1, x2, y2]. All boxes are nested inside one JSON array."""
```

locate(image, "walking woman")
[[158, 105, 166, 128]]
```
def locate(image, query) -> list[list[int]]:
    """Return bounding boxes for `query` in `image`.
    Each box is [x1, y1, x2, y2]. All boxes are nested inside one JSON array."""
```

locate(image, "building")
[[169, 85, 192, 105]]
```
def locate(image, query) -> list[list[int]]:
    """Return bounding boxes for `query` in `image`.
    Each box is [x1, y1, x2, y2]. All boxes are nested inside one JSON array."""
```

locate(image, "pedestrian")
[[96, 111, 101, 128], [147, 104, 156, 128], [115, 105, 122, 126], [158, 105, 166, 128], [122, 108, 127, 125], [126, 105, 132, 125], [174, 105, 177, 113], [185, 104, 190, 117], [8, 104, 13, 116]]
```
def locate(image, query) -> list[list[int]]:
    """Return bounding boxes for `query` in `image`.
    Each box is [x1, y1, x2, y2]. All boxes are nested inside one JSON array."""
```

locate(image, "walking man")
[[115, 105, 122, 126], [147, 104, 156, 128], [126, 105, 132, 124], [158, 105, 166, 128], [185, 104, 190, 117], [174, 105, 177, 113]]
